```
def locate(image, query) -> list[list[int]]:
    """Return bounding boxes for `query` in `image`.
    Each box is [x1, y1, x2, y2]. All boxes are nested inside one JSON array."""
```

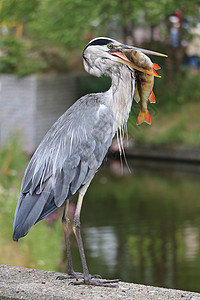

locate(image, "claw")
[[69, 277, 120, 287], [56, 272, 102, 281], [56, 272, 84, 280], [91, 274, 102, 279]]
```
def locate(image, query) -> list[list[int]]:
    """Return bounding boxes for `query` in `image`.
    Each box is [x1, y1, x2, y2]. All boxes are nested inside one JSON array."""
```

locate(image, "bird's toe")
[[56, 272, 84, 280], [69, 276, 120, 287]]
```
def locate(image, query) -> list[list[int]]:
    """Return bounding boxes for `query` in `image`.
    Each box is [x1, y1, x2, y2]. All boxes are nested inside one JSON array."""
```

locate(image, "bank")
[[1, 265, 200, 300]]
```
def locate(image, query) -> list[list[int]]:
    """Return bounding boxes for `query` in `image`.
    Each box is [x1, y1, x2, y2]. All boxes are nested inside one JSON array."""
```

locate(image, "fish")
[[131, 50, 161, 125]]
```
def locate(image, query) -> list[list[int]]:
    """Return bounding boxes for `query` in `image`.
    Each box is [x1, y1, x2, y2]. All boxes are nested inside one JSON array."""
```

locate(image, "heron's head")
[[82, 37, 167, 77]]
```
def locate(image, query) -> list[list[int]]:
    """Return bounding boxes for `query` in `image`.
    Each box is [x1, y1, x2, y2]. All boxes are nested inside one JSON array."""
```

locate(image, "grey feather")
[[29, 162, 45, 195], [70, 160, 88, 195], [82, 168, 96, 186], [54, 168, 65, 206], [13, 180, 53, 241], [13, 94, 114, 240]]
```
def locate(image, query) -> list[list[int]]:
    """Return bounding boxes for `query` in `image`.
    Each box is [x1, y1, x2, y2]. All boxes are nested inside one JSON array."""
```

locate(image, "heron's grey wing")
[[51, 100, 114, 206], [13, 96, 114, 241]]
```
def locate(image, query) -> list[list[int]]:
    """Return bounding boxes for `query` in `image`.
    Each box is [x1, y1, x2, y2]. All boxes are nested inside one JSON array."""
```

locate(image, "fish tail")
[[153, 63, 161, 70], [136, 110, 151, 125], [149, 91, 156, 103]]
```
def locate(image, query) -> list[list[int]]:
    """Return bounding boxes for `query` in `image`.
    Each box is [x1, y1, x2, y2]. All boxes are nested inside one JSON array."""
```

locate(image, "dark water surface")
[[1, 159, 200, 293]]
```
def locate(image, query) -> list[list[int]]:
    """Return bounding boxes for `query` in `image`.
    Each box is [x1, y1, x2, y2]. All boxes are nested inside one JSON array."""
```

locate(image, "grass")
[[0, 136, 64, 270], [128, 92, 200, 148]]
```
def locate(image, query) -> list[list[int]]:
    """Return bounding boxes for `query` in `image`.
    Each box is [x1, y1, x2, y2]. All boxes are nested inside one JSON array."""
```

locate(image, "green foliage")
[[0, 36, 23, 73], [0, 35, 70, 75], [143, 0, 199, 25], [0, 0, 200, 75], [0, 135, 64, 270], [154, 72, 200, 111], [1, 0, 199, 49], [77, 75, 111, 97], [148, 120, 186, 146], [0, 134, 28, 188], [0, 0, 38, 22], [0, 135, 28, 264], [0, 35, 48, 75]]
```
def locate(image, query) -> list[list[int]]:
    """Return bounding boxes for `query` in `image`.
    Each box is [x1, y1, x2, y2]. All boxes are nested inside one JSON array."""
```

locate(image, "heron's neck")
[[105, 66, 135, 133]]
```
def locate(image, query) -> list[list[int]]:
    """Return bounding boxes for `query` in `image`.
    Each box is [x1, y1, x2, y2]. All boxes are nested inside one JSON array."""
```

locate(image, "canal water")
[[0, 158, 200, 293]]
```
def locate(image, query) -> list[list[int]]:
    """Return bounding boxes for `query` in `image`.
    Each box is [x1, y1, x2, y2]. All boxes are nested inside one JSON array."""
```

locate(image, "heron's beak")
[[121, 44, 168, 57], [110, 44, 167, 77]]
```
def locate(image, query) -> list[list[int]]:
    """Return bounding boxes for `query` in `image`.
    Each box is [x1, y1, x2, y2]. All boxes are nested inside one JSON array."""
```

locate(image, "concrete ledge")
[[1, 265, 200, 300]]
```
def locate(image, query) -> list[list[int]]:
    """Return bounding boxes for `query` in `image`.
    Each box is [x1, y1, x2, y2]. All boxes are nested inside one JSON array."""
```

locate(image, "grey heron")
[[13, 37, 166, 286]]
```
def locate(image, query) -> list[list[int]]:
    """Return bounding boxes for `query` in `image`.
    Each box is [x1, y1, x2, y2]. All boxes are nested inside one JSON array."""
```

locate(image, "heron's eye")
[[107, 43, 113, 49]]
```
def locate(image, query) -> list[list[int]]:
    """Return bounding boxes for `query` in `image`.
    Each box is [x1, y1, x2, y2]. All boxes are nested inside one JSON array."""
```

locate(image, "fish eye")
[[107, 43, 113, 49]]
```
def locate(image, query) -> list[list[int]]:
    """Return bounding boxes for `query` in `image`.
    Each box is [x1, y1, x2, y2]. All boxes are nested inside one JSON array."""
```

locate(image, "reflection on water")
[[85, 226, 118, 270], [183, 225, 199, 261], [0, 159, 200, 293]]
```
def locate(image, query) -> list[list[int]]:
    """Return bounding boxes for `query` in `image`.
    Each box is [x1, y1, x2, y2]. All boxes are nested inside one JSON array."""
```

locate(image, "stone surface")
[[0, 265, 200, 300]]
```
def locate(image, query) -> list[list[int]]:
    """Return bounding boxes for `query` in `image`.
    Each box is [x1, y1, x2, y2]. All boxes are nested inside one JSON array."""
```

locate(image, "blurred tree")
[[1, 0, 199, 48], [1, 0, 199, 80]]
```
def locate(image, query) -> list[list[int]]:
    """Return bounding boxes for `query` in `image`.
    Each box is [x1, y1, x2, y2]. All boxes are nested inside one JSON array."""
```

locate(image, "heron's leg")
[[71, 183, 120, 287], [62, 200, 74, 275], [57, 200, 83, 280], [71, 185, 90, 280]]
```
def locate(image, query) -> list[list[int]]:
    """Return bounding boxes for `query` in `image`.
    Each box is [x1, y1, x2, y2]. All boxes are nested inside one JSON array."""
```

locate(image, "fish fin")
[[153, 63, 161, 70], [149, 91, 156, 103], [136, 110, 151, 126], [152, 68, 161, 78], [134, 85, 140, 103]]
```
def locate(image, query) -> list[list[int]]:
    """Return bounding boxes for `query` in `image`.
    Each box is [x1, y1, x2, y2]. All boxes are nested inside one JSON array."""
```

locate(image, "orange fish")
[[131, 50, 160, 125]]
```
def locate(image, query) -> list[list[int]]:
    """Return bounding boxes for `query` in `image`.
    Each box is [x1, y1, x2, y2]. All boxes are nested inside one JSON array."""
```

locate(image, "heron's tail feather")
[[13, 189, 53, 241]]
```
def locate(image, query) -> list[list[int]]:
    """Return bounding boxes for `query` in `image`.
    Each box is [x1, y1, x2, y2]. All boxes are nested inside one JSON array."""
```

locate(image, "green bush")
[[0, 35, 48, 75], [0, 135, 28, 188], [154, 72, 200, 111], [0, 36, 23, 73]]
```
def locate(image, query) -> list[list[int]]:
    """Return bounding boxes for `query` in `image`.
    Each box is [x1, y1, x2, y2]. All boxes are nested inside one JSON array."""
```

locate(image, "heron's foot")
[[69, 276, 120, 287], [56, 272, 83, 280], [56, 272, 102, 280]]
